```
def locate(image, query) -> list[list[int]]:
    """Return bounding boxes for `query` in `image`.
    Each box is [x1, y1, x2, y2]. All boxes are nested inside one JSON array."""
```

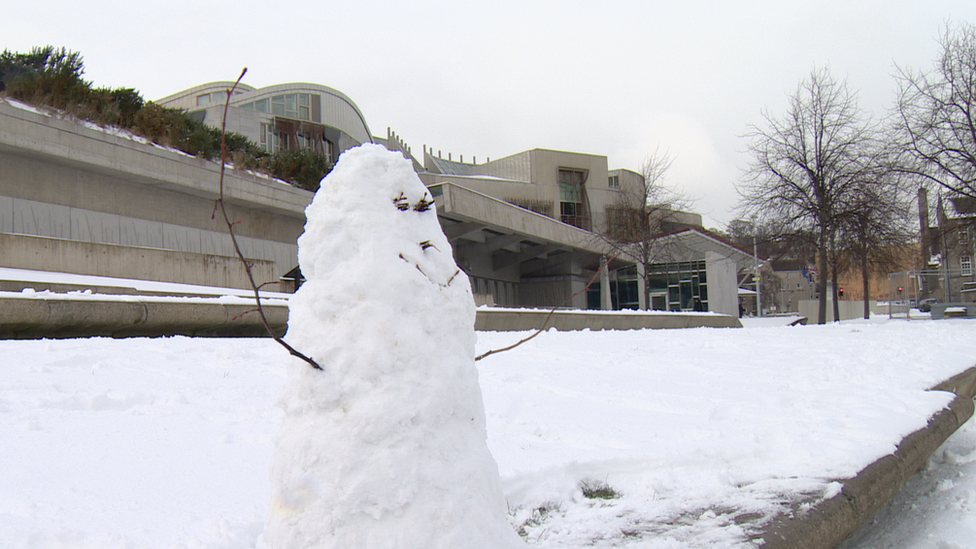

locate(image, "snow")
[[264, 144, 522, 548], [1, 140, 973, 546], [837, 408, 976, 549], [2, 318, 975, 548]]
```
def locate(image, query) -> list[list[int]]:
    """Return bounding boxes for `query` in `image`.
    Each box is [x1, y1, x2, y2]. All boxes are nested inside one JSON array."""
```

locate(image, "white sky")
[[6, 0, 976, 228]]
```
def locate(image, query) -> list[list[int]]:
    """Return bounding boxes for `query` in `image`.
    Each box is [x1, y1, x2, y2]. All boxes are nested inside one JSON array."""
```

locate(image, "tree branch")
[[215, 68, 322, 371]]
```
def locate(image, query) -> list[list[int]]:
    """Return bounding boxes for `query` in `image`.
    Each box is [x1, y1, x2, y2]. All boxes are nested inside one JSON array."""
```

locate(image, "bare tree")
[[600, 149, 693, 310], [894, 22, 976, 200], [738, 66, 876, 324], [835, 159, 917, 319]]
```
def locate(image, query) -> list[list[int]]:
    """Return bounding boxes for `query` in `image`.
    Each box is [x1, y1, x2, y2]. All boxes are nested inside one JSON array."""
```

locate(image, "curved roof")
[[156, 81, 372, 146]]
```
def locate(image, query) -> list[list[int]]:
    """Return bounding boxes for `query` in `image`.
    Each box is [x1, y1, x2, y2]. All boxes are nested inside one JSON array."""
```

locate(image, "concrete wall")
[[0, 295, 288, 339], [706, 250, 739, 316], [475, 308, 741, 331], [0, 98, 311, 291], [0, 233, 278, 290], [798, 299, 876, 322]]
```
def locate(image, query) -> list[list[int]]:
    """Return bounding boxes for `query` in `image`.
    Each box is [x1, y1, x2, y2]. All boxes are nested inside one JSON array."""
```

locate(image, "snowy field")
[[1, 318, 975, 548]]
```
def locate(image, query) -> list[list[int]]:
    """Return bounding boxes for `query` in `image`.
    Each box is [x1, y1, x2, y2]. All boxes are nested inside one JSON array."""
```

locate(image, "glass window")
[[559, 182, 581, 202], [648, 274, 668, 291], [272, 95, 285, 116], [254, 98, 269, 113], [680, 281, 693, 309], [961, 228, 970, 244], [609, 175, 620, 189], [196, 94, 211, 106], [962, 256, 973, 276], [285, 94, 298, 118], [212, 90, 228, 104]]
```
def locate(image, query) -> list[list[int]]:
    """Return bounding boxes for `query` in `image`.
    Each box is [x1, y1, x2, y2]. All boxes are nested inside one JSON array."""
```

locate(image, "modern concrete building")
[[0, 98, 307, 291], [2, 82, 756, 316], [413, 146, 756, 314], [157, 82, 372, 163]]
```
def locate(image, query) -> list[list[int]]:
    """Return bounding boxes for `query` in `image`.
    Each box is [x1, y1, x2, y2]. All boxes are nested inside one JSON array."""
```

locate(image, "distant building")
[[410, 145, 755, 314], [157, 82, 372, 164], [769, 260, 819, 313], [919, 188, 976, 302]]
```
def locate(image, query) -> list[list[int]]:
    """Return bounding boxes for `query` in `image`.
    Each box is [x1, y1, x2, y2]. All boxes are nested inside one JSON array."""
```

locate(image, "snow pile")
[[264, 144, 523, 548]]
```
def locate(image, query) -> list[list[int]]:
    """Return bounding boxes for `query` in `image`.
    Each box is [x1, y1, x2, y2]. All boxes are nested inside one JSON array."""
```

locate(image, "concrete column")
[[705, 251, 738, 316], [600, 256, 612, 310], [637, 261, 647, 310]]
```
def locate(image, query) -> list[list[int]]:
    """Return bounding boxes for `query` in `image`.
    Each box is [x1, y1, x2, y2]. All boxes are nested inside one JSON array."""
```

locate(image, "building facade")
[[919, 188, 976, 303], [3, 78, 757, 315], [0, 97, 307, 291], [157, 82, 372, 164], [414, 146, 755, 314]]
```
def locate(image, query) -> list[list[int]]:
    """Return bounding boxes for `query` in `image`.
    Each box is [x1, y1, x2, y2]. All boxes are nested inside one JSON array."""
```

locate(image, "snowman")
[[264, 144, 525, 549]]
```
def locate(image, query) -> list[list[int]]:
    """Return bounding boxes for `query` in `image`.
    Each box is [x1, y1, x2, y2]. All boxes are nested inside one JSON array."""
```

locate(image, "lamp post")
[[754, 234, 762, 317]]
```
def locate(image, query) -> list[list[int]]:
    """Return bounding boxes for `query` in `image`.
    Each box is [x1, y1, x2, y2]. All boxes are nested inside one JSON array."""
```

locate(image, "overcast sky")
[[7, 1, 976, 228]]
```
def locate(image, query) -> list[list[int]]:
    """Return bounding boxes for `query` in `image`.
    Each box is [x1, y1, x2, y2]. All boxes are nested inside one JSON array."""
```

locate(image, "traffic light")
[[838, 288, 844, 298], [898, 286, 904, 294]]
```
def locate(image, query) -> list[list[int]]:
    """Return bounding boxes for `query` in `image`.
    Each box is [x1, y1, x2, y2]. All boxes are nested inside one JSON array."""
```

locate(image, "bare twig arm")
[[215, 68, 322, 371]]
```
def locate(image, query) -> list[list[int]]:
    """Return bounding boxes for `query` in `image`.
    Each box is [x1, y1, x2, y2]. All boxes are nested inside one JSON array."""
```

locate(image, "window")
[[558, 168, 588, 229], [299, 93, 311, 120], [962, 256, 973, 276], [259, 123, 276, 152], [961, 228, 970, 244], [609, 175, 620, 189], [270, 93, 312, 120], [196, 94, 211, 107], [271, 95, 286, 116]]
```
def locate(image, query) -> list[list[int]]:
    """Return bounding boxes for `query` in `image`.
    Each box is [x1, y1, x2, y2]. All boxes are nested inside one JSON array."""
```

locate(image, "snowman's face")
[[391, 189, 459, 289]]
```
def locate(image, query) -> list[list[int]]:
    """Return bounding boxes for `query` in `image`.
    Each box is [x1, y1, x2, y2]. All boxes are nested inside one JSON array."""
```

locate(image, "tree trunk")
[[817, 236, 829, 325], [830, 235, 840, 322], [831, 269, 841, 323], [861, 252, 871, 319]]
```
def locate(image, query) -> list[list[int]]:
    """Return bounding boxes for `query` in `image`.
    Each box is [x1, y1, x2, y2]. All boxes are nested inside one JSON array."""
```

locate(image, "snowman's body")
[[264, 144, 524, 549]]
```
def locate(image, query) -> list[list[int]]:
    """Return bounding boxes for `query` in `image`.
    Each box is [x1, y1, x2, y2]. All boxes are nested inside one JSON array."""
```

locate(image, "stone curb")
[[0, 297, 288, 338], [474, 308, 742, 331], [1, 297, 743, 339], [757, 366, 976, 549]]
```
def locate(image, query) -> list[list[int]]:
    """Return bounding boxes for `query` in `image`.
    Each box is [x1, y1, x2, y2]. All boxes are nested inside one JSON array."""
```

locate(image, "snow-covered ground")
[[837, 412, 976, 549], [1, 318, 974, 548]]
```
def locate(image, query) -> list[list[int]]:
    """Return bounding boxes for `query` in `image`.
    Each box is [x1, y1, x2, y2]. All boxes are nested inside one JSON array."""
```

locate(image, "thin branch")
[[215, 68, 322, 371], [475, 252, 619, 362]]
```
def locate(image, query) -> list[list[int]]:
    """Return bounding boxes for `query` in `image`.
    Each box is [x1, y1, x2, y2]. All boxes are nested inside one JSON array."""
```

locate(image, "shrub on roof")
[[1, 45, 332, 189]]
